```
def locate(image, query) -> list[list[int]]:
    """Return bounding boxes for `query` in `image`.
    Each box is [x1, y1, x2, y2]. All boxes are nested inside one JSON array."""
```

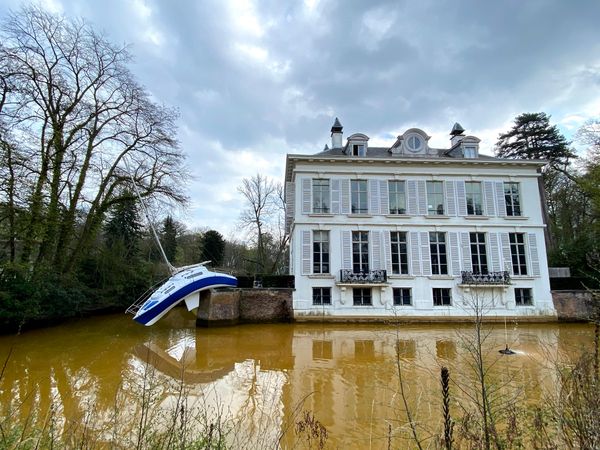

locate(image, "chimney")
[[331, 117, 343, 148], [450, 122, 465, 147]]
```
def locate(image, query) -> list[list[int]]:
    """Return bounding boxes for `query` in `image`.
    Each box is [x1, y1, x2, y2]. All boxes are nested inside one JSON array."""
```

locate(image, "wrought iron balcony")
[[339, 269, 387, 284], [461, 271, 511, 285]]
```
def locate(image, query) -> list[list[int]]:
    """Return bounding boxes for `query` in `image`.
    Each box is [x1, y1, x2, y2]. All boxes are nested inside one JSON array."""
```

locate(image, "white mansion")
[[284, 119, 556, 320]]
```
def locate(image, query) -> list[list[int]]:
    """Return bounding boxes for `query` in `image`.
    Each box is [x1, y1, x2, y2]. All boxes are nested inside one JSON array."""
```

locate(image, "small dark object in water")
[[499, 345, 516, 355]]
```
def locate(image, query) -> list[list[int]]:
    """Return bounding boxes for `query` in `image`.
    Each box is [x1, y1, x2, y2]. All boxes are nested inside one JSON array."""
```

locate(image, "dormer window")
[[406, 135, 423, 153], [352, 144, 366, 156], [464, 146, 477, 158], [346, 133, 370, 157]]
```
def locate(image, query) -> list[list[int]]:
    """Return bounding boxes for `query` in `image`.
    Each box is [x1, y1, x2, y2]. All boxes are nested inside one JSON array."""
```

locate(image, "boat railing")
[[126, 276, 170, 315]]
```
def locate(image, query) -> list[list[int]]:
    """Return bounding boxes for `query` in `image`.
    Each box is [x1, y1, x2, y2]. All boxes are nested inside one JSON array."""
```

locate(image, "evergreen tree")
[[104, 194, 141, 257], [161, 216, 178, 263], [495, 112, 576, 167], [200, 230, 225, 266]]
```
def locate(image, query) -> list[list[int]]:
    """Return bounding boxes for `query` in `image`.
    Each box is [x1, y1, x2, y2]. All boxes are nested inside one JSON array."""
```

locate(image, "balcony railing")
[[461, 271, 511, 285], [340, 269, 387, 284]]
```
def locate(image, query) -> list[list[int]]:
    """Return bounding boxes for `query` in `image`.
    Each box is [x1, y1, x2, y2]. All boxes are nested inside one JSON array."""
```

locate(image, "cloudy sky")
[[1, 0, 599, 238]]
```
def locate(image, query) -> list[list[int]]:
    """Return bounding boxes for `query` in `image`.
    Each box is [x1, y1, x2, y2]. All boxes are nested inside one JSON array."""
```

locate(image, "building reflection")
[[0, 310, 593, 449]]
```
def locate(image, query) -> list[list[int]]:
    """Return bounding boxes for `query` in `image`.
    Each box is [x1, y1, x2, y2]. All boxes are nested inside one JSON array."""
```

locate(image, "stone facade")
[[552, 290, 596, 321], [196, 288, 293, 327]]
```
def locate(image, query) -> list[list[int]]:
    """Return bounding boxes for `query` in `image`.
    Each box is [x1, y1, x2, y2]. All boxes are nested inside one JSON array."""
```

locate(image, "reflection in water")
[[436, 340, 457, 360], [0, 309, 595, 449]]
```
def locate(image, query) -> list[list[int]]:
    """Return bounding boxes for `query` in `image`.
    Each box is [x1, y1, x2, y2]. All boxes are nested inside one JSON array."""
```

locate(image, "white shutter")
[[341, 230, 352, 270], [500, 232, 513, 274], [369, 179, 379, 215], [417, 180, 427, 215], [528, 233, 541, 276], [285, 181, 295, 233], [495, 182, 507, 216], [449, 232, 461, 276], [383, 230, 392, 274], [407, 180, 418, 215], [301, 230, 311, 275], [302, 178, 311, 214], [341, 179, 350, 214], [331, 179, 340, 214], [445, 181, 457, 216], [379, 180, 389, 215], [460, 232, 472, 272], [410, 231, 421, 276], [371, 230, 382, 270], [456, 181, 467, 216], [420, 231, 432, 276], [489, 232, 501, 272], [483, 181, 496, 216]]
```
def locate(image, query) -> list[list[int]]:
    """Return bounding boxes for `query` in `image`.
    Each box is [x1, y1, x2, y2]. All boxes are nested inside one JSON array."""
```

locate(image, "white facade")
[[284, 121, 556, 320]]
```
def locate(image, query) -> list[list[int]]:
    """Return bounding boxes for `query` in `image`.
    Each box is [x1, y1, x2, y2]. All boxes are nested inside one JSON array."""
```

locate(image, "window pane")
[[427, 181, 445, 215], [351, 180, 368, 214], [388, 180, 406, 214]]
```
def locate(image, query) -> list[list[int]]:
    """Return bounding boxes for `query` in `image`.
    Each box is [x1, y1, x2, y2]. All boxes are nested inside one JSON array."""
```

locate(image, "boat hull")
[[133, 275, 237, 326]]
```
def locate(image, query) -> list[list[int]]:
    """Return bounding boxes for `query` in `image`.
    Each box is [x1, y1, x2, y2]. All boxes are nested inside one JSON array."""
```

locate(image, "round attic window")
[[406, 135, 423, 152]]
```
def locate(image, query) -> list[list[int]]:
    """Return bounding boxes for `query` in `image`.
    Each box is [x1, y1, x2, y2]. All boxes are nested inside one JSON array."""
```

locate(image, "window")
[[390, 231, 409, 275], [433, 288, 452, 306], [393, 288, 412, 306], [352, 144, 366, 156], [351, 180, 368, 213], [312, 340, 332, 359], [312, 287, 331, 305], [352, 231, 369, 273], [463, 146, 477, 158], [429, 232, 448, 275], [353, 288, 372, 306], [509, 233, 527, 275], [312, 179, 330, 213], [504, 182, 522, 216], [514, 288, 533, 306], [388, 180, 406, 214], [427, 181, 445, 215], [465, 181, 483, 216], [313, 231, 329, 274], [470, 232, 488, 274], [406, 135, 423, 153]]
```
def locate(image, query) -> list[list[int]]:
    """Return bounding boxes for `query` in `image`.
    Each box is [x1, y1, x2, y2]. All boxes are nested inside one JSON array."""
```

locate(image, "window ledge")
[[308, 274, 335, 279], [425, 215, 450, 219], [515, 305, 535, 307], [511, 276, 536, 280], [427, 275, 455, 280], [388, 275, 415, 280], [308, 213, 334, 217], [385, 214, 412, 219], [504, 216, 529, 220], [464, 215, 489, 220], [348, 214, 373, 218]]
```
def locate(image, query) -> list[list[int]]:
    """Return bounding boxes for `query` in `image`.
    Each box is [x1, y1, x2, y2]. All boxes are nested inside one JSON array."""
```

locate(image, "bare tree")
[[0, 6, 187, 274], [237, 173, 289, 274]]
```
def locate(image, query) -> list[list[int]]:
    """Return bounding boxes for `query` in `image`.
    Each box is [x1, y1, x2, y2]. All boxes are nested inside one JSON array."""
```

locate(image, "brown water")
[[0, 309, 594, 449]]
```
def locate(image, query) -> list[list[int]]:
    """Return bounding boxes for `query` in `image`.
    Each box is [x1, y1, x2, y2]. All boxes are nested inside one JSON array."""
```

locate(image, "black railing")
[[461, 271, 511, 285], [340, 269, 387, 283]]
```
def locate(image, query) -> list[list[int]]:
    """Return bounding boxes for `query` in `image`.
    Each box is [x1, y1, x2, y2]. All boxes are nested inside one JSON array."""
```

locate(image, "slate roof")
[[310, 146, 502, 161]]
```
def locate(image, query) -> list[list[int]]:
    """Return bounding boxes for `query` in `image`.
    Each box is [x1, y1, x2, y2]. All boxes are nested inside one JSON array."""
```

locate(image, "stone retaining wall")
[[552, 290, 596, 321], [196, 288, 596, 326], [196, 288, 293, 327]]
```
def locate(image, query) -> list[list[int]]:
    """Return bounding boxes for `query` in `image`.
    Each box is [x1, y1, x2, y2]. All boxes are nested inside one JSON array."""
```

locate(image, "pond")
[[0, 309, 594, 449]]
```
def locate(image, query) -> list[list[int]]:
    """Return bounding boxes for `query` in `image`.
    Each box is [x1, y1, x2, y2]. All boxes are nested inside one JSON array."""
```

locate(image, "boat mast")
[[127, 170, 176, 275]]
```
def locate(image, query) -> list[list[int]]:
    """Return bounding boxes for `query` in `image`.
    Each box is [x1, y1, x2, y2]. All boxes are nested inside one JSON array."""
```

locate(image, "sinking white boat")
[[127, 263, 237, 326]]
